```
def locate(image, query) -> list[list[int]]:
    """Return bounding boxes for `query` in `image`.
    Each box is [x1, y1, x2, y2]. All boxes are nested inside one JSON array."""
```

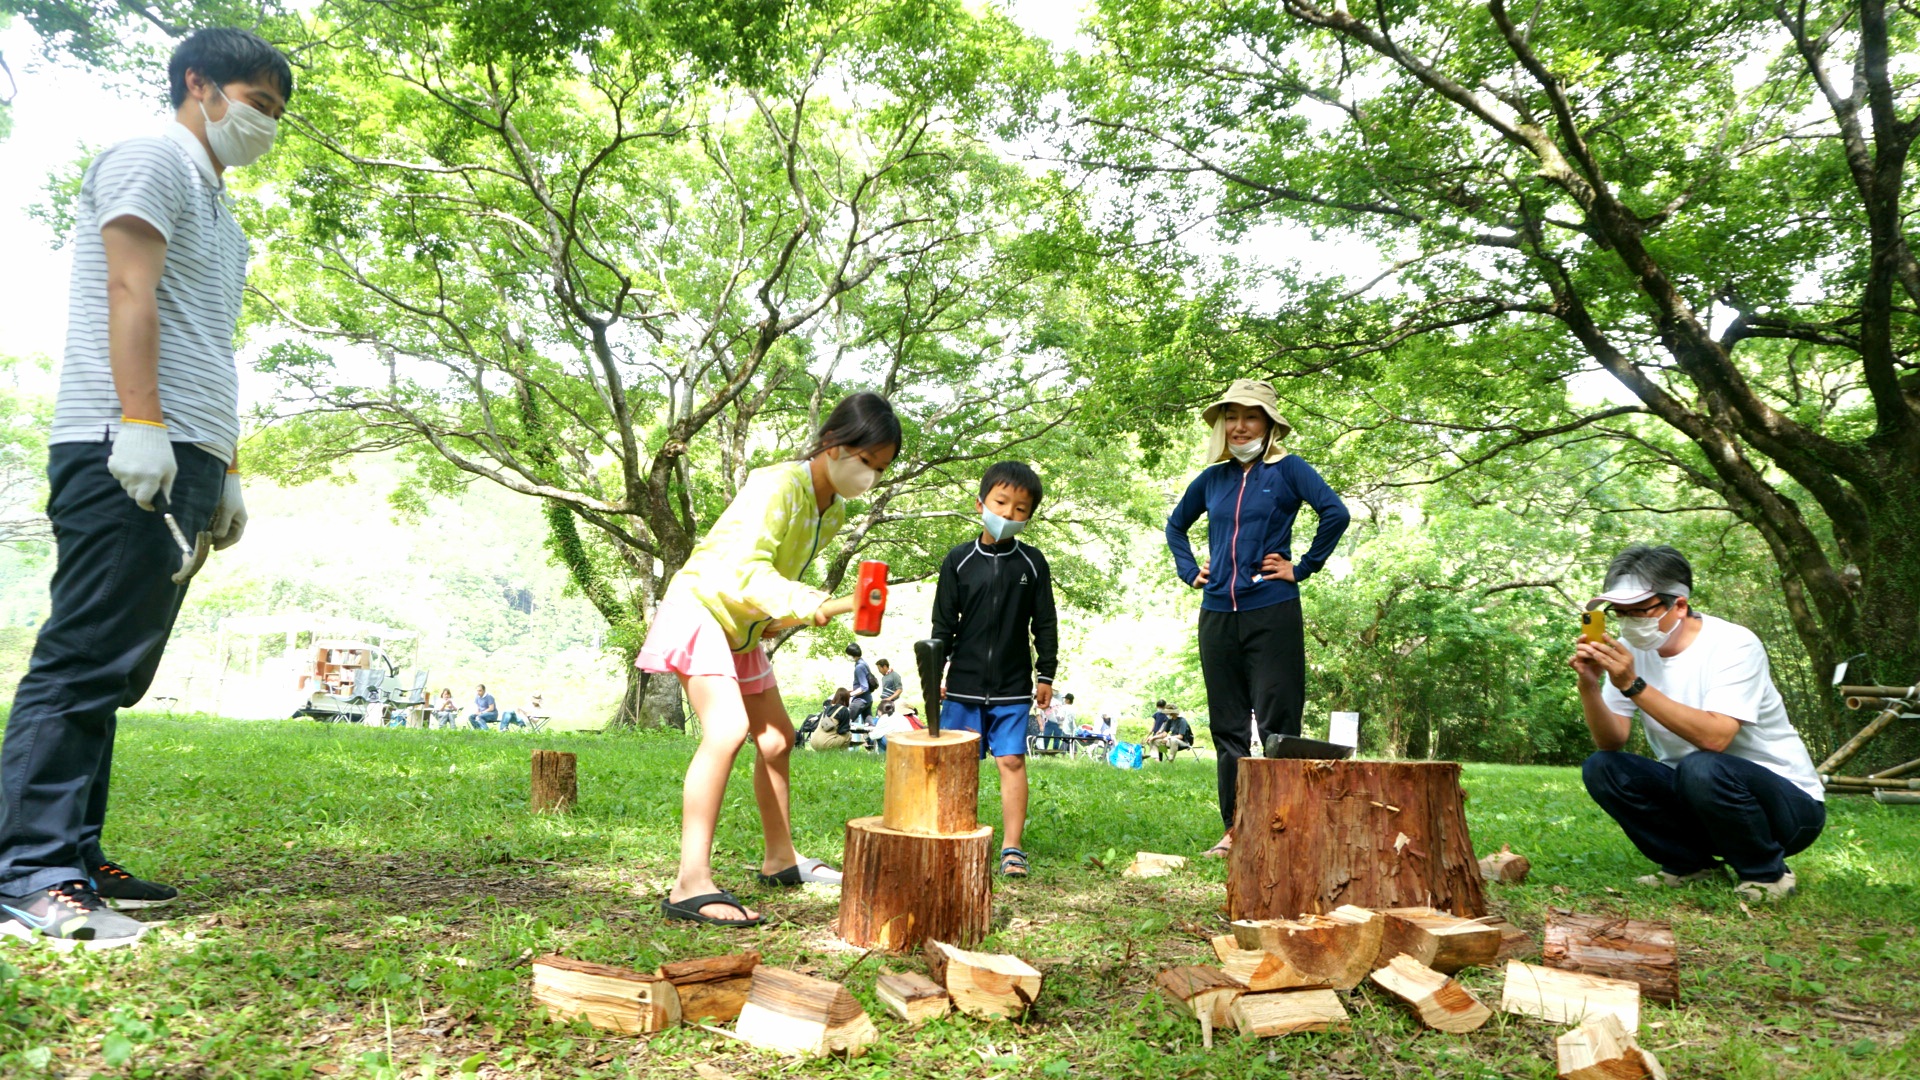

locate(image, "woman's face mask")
[[824, 447, 878, 498], [1229, 435, 1267, 463]]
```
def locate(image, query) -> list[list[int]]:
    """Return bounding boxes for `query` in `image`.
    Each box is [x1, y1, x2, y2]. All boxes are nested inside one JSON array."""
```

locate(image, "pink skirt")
[[636, 594, 776, 695]]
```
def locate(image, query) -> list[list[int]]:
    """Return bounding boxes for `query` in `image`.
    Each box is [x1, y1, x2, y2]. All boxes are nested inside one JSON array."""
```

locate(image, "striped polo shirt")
[[52, 121, 247, 463]]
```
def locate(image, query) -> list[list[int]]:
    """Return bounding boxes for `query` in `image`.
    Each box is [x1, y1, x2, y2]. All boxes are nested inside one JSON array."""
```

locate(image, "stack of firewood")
[[529, 937, 1046, 1059], [1153, 893, 1677, 1078]]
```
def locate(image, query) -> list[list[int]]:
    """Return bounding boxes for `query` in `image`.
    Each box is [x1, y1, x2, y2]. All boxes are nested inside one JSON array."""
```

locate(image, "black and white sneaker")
[[90, 861, 179, 910], [0, 881, 148, 951]]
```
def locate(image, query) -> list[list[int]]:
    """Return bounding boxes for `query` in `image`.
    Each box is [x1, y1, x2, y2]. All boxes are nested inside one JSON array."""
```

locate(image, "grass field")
[[0, 714, 1915, 1079]]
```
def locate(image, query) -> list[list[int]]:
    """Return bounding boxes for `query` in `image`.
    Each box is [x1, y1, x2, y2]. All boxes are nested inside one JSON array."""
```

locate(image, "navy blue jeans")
[[1582, 749, 1826, 883], [0, 441, 225, 895]]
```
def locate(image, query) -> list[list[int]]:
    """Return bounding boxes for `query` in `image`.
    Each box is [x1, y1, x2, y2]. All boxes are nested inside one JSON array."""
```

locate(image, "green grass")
[[1, 715, 1915, 1079]]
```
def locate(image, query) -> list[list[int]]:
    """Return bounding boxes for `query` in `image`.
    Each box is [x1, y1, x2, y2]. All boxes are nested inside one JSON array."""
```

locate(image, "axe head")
[[913, 637, 945, 738], [852, 560, 888, 637]]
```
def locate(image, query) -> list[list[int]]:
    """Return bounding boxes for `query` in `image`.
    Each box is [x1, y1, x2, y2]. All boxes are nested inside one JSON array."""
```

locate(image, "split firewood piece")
[[1486, 917, 1539, 962], [1377, 907, 1502, 974], [1229, 904, 1383, 990], [731, 966, 877, 1057], [1556, 1013, 1668, 1080], [1210, 935, 1328, 991], [1543, 912, 1679, 1004], [1155, 965, 1246, 1048], [530, 954, 680, 1034], [1478, 845, 1531, 883], [1229, 989, 1351, 1037], [658, 951, 759, 1024], [875, 971, 951, 1027], [1123, 852, 1189, 878], [923, 940, 1042, 1019], [1367, 953, 1492, 1033], [1500, 960, 1640, 1031]]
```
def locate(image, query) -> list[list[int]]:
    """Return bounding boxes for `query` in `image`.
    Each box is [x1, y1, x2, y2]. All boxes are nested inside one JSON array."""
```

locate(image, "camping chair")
[[527, 712, 551, 733]]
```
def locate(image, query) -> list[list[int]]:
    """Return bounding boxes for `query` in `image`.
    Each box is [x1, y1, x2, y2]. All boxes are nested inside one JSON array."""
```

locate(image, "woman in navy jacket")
[[1166, 379, 1350, 857]]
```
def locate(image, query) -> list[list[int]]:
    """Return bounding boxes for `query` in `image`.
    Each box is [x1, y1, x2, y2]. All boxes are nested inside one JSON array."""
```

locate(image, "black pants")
[[0, 441, 224, 895], [1582, 750, 1826, 883], [1198, 600, 1305, 831]]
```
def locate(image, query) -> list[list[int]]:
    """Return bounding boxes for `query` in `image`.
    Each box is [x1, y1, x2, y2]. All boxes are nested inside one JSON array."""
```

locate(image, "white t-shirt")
[[871, 710, 915, 742], [1601, 614, 1823, 800], [53, 122, 248, 463]]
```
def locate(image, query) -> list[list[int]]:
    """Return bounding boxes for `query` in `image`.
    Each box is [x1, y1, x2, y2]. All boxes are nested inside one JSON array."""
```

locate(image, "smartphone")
[[1580, 610, 1607, 643]]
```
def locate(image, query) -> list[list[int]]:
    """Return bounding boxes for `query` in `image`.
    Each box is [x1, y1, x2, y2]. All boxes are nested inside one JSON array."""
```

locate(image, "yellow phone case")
[[1580, 610, 1606, 643]]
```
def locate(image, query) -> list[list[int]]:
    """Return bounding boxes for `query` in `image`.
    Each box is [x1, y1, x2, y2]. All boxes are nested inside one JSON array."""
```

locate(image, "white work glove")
[[107, 421, 178, 511], [211, 471, 247, 551]]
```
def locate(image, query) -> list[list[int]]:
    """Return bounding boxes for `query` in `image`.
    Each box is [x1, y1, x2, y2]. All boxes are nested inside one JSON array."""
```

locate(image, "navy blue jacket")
[[1166, 454, 1350, 612]]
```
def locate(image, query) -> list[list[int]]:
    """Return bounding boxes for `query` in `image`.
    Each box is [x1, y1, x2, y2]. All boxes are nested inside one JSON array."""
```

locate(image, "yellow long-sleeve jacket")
[[671, 461, 845, 653]]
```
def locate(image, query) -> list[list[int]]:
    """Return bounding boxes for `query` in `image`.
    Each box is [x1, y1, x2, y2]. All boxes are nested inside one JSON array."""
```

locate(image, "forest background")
[[0, 0, 1913, 768]]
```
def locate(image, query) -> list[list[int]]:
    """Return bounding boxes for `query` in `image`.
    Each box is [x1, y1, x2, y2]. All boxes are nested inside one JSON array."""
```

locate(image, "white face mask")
[[199, 84, 278, 168], [1617, 609, 1681, 651], [824, 448, 877, 498], [1229, 436, 1267, 463]]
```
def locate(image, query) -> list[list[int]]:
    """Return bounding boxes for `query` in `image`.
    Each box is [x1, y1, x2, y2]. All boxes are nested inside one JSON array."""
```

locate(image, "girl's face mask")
[[824, 447, 878, 498]]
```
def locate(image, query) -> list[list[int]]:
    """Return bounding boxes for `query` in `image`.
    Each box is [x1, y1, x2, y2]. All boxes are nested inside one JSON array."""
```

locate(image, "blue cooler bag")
[[1107, 741, 1145, 769]]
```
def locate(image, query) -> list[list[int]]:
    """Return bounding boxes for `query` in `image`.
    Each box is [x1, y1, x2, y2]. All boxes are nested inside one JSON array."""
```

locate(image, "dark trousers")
[[0, 441, 224, 895], [1582, 749, 1826, 882], [1198, 600, 1306, 831]]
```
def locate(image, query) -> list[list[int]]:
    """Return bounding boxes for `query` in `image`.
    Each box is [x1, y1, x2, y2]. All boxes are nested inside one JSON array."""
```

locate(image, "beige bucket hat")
[[1202, 378, 1292, 464]]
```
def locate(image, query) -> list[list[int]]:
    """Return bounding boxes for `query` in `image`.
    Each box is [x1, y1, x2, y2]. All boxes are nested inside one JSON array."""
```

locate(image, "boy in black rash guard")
[[930, 461, 1058, 879]]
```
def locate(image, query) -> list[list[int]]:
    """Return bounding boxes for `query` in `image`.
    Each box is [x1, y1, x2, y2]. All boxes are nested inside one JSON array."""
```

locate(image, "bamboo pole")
[[1867, 756, 1920, 780], [1822, 775, 1920, 791], [1817, 708, 1903, 774], [1836, 685, 1919, 699]]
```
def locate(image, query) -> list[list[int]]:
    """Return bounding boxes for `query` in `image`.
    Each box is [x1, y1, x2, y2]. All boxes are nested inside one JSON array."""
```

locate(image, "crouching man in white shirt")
[[1572, 544, 1826, 902]]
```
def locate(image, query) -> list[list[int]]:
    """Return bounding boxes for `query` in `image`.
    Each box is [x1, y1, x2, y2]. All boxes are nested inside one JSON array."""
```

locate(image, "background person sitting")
[[807, 688, 854, 751], [499, 692, 542, 731], [1147, 707, 1193, 760], [1573, 544, 1825, 902], [431, 688, 458, 729], [466, 684, 499, 729]]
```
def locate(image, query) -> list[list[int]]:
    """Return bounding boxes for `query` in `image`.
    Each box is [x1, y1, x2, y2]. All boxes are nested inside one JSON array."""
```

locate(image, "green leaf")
[[101, 1032, 134, 1067]]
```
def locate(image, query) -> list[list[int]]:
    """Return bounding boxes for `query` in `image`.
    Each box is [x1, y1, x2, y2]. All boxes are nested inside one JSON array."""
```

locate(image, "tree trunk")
[[609, 665, 685, 730], [836, 817, 994, 951]]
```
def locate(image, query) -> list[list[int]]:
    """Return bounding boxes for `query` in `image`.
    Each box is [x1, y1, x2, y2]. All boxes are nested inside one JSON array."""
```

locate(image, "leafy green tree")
[[228, 0, 1134, 726], [1066, 0, 1920, 694]]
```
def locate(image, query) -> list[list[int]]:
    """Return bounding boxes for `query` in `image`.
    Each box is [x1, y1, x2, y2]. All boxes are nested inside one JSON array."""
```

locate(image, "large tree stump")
[[882, 730, 981, 835], [1543, 912, 1679, 1004], [1228, 759, 1487, 920], [531, 750, 577, 813], [836, 817, 993, 950]]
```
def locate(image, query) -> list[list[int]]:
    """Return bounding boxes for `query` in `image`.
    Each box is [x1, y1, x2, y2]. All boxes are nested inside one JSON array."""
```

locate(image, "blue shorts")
[[940, 700, 1031, 759]]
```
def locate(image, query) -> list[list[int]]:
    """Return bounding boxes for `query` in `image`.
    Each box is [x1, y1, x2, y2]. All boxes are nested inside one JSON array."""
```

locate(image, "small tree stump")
[[836, 817, 993, 951], [881, 730, 981, 835], [531, 750, 577, 812], [1543, 912, 1679, 1004], [1228, 760, 1487, 920]]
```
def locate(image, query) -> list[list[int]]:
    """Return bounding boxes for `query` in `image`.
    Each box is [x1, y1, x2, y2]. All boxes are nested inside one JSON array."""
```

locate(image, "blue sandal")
[[999, 847, 1029, 878]]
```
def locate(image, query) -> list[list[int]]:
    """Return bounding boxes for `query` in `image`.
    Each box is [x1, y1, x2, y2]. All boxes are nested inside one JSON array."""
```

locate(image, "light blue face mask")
[[981, 507, 1027, 542]]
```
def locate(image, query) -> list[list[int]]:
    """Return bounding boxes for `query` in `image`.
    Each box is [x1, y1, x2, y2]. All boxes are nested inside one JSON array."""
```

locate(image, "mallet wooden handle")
[[765, 594, 857, 633]]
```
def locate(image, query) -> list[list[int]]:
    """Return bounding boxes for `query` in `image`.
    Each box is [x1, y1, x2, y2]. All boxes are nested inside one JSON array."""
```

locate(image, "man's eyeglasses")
[[1609, 599, 1673, 618]]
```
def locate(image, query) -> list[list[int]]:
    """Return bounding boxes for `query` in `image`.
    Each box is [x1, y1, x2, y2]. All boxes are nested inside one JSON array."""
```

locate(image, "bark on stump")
[[837, 730, 992, 952], [1228, 759, 1487, 920], [837, 817, 993, 951], [530, 750, 577, 813]]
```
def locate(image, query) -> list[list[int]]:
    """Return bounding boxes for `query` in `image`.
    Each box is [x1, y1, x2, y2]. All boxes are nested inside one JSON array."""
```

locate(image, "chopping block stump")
[[1228, 759, 1487, 920], [837, 729, 993, 951]]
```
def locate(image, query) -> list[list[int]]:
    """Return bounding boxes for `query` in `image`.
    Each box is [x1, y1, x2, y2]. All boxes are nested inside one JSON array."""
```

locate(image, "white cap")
[[1586, 574, 1691, 611]]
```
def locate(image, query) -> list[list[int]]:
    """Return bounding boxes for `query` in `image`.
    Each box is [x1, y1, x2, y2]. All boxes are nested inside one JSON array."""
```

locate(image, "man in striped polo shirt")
[[0, 29, 291, 950]]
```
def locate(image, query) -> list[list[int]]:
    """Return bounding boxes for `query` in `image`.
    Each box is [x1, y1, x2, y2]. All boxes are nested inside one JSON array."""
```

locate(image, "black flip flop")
[[999, 847, 1029, 878], [661, 891, 764, 927]]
